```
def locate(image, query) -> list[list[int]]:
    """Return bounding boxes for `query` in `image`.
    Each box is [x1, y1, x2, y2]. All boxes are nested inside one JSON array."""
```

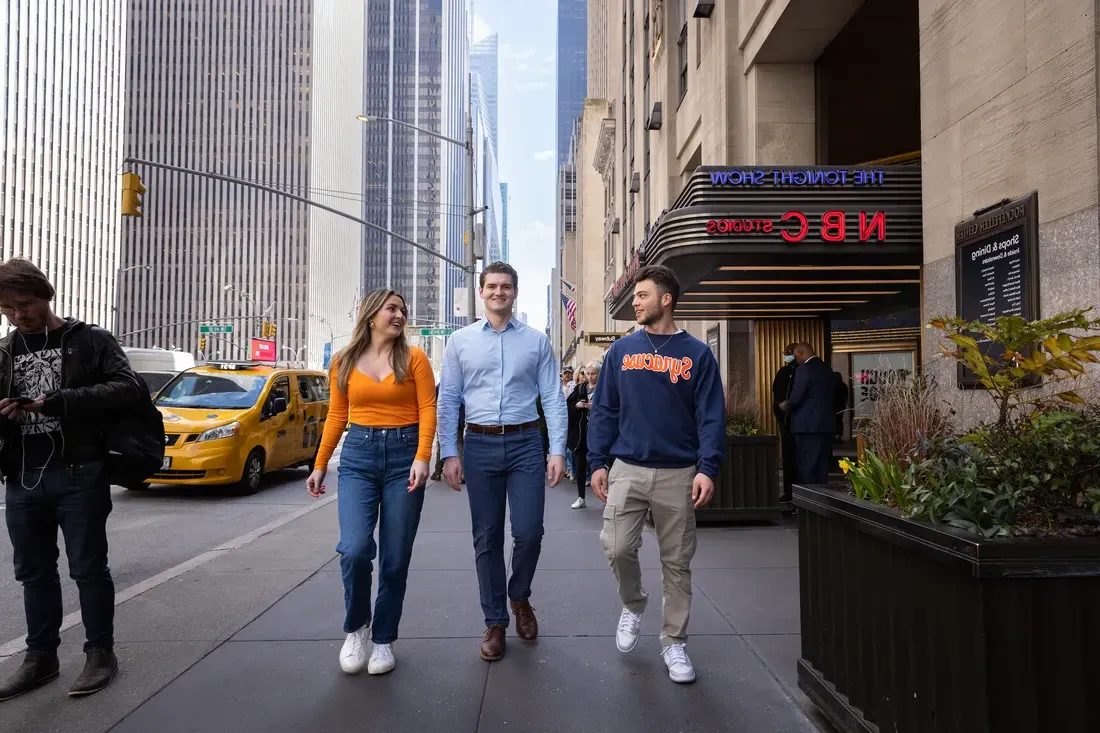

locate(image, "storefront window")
[[851, 351, 915, 420]]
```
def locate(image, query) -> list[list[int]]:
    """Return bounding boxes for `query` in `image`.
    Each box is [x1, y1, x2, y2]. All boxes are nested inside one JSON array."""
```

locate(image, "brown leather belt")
[[465, 421, 539, 435]]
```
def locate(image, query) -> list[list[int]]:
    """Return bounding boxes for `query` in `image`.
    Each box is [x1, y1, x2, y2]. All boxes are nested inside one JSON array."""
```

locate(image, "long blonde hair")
[[333, 289, 411, 393]]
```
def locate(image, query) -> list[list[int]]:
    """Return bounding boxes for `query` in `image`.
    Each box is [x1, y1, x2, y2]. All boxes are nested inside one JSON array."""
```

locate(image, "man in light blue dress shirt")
[[438, 261, 568, 663]]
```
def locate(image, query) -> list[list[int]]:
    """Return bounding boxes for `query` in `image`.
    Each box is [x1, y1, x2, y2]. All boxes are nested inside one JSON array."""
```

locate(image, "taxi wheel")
[[238, 449, 265, 495], [124, 482, 151, 491]]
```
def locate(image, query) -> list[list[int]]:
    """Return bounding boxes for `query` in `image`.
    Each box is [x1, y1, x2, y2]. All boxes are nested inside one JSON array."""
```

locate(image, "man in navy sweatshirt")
[[587, 265, 726, 684]]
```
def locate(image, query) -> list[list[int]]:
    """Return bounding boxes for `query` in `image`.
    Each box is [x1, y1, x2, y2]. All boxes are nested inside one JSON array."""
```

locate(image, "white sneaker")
[[571, 497, 586, 509], [615, 607, 643, 652], [367, 643, 396, 675], [339, 627, 370, 674], [661, 643, 696, 683]]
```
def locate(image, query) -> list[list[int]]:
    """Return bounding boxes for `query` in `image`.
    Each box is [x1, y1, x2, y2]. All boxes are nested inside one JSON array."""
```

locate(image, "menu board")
[[953, 192, 1039, 388]]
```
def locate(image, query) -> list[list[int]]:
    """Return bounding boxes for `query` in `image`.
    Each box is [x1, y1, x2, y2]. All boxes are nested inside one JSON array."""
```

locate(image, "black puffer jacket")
[[0, 318, 147, 473]]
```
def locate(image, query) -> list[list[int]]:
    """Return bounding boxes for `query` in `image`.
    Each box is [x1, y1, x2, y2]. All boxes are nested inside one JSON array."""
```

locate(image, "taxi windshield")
[[155, 372, 268, 410]]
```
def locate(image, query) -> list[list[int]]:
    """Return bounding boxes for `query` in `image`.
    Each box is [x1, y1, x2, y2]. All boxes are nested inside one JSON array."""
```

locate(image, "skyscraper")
[[471, 33, 499, 159], [441, 0, 471, 325], [1, 1, 128, 329], [555, 0, 587, 165], [361, 0, 445, 329], [472, 71, 503, 264], [500, 182, 510, 263], [120, 1, 320, 358]]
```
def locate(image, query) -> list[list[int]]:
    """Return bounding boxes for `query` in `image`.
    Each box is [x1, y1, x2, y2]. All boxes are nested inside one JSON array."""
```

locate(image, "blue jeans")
[[5, 460, 114, 653], [463, 426, 546, 628], [336, 424, 425, 643], [565, 448, 574, 476]]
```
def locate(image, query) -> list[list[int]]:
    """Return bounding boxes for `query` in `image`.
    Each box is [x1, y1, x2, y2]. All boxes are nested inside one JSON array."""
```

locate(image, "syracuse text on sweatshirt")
[[586, 330, 726, 480]]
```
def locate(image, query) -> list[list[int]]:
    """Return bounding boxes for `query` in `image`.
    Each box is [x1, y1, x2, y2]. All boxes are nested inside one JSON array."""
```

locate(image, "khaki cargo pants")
[[599, 460, 697, 646]]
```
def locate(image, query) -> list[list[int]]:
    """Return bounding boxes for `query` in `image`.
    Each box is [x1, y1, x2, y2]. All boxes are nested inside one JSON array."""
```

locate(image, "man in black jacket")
[[780, 343, 837, 486], [0, 258, 146, 702], [771, 343, 798, 503]]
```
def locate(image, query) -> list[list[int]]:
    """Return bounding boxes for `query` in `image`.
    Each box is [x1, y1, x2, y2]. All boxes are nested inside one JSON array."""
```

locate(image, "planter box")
[[697, 435, 780, 522], [793, 484, 1100, 733]]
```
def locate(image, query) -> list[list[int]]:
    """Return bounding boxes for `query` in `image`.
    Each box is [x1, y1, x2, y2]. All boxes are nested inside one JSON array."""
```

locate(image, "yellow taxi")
[[139, 362, 330, 493]]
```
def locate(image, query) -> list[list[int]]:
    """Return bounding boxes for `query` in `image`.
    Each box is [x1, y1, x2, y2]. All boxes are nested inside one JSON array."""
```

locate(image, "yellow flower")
[[838, 458, 853, 475]]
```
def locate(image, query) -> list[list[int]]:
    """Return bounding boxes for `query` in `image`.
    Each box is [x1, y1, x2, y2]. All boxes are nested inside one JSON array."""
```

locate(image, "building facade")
[[570, 0, 1098, 433], [555, 0, 588, 166], [470, 33, 499, 159], [440, 0, 471, 326], [307, 0, 367, 367], [120, 0, 315, 359], [360, 0, 445, 333], [500, 181, 510, 262], [0, 0, 128, 330], [472, 70, 504, 264]]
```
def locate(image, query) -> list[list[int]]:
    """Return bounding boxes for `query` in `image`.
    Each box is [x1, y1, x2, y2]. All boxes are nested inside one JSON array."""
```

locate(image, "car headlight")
[[196, 422, 241, 442]]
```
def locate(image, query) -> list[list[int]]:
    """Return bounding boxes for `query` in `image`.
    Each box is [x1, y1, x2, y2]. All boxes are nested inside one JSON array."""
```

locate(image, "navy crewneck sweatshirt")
[[587, 329, 726, 480]]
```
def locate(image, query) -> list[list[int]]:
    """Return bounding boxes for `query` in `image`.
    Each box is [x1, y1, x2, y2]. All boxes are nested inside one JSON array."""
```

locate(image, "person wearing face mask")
[[771, 344, 798, 504]]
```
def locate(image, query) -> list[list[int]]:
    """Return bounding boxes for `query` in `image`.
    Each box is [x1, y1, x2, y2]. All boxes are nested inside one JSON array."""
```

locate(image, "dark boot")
[[68, 649, 118, 697], [0, 651, 60, 702], [479, 625, 506, 661], [510, 599, 539, 641]]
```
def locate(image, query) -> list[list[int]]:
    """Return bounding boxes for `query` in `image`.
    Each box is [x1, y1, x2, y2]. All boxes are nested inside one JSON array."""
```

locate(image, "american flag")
[[561, 292, 577, 331]]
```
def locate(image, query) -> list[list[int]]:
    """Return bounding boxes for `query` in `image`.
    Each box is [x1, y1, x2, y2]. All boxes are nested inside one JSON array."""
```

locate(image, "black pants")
[[5, 460, 115, 653], [779, 428, 797, 499], [795, 433, 833, 486], [572, 444, 587, 499]]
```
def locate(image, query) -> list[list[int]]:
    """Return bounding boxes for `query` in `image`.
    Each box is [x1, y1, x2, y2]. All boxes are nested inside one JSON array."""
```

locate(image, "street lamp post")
[[114, 265, 153, 336], [357, 104, 478, 324]]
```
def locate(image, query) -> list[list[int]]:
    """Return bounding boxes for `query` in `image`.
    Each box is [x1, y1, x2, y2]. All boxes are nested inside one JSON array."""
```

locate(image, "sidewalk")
[[1, 478, 826, 733]]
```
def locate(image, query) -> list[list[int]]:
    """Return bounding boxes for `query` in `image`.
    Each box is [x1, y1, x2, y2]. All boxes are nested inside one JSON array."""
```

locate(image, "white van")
[[124, 348, 196, 396]]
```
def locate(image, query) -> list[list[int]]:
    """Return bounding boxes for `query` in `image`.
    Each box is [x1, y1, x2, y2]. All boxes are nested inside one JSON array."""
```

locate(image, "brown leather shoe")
[[480, 625, 506, 661], [510, 599, 539, 641]]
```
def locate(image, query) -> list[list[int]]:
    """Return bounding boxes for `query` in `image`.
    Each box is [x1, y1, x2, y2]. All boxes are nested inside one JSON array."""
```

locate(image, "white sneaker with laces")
[[339, 627, 370, 674], [615, 607, 643, 652], [367, 643, 396, 675], [571, 497, 586, 509], [661, 643, 696, 683]]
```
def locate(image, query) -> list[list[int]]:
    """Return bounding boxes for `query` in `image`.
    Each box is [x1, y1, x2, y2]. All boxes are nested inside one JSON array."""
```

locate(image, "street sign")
[[251, 338, 276, 362], [200, 324, 233, 334], [322, 342, 332, 369], [416, 328, 453, 336]]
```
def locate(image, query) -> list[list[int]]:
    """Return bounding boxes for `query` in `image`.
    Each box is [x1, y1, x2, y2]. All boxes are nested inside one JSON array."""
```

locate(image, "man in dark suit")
[[771, 343, 798, 503], [780, 343, 836, 486]]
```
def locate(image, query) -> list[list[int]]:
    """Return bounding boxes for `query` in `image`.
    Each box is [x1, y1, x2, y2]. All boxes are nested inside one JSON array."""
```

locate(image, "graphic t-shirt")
[[11, 328, 65, 469]]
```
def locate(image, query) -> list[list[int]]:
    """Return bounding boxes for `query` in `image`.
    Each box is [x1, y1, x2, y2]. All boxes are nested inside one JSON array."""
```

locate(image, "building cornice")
[[593, 117, 616, 179]]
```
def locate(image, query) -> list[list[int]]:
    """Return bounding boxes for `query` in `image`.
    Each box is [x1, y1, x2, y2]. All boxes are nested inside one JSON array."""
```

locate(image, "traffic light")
[[121, 172, 146, 217], [198, 336, 207, 353], [260, 321, 277, 339]]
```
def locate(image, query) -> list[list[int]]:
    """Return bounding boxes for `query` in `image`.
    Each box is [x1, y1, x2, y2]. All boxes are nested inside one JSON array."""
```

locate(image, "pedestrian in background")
[[779, 343, 835, 486], [588, 265, 726, 684], [308, 288, 437, 676], [437, 261, 568, 662], [0, 258, 147, 701], [561, 366, 576, 481], [771, 343, 798, 504]]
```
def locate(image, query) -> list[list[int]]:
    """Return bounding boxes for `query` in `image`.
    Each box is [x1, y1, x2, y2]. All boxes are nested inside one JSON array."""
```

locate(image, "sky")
[[472, 1, 557, 331]]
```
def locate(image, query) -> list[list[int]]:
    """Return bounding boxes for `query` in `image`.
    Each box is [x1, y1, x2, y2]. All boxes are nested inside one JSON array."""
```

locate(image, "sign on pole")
[[417, 328, 454, 337], [323, 342, 332, 369], [199, 324, 233, 334]]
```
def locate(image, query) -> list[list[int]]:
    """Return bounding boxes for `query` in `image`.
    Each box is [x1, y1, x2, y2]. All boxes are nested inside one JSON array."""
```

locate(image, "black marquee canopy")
[[606, 165, 923, 322]]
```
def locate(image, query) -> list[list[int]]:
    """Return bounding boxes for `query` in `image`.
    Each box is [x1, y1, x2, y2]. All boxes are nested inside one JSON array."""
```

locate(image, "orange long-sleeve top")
[[314, 346, 437, 471]]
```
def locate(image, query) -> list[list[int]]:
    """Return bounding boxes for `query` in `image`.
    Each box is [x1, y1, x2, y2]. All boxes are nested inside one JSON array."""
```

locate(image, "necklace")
[[644, 330, 676, 354]]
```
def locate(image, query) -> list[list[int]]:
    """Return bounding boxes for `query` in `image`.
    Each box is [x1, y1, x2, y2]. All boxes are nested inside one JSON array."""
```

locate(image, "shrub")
[[860, 368, 953, 468], [725, 379, 760, 436]]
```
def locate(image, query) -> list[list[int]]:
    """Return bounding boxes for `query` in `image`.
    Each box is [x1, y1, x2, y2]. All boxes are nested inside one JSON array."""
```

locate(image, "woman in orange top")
[[307, 289, 436, 677]]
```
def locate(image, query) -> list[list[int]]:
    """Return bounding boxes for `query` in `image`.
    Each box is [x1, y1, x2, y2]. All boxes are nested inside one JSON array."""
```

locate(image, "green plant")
[[929, 309, 1100, 427], [839, 451, 904, 505]]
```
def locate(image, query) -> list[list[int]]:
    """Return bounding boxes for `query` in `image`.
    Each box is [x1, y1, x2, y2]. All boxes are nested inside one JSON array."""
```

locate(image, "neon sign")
[[705, 211, 888, 242], [708, 168, 886, 187]]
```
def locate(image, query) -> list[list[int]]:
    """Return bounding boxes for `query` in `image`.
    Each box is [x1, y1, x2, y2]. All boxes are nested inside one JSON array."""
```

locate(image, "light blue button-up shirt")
[[437, 316, 568, 460]]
